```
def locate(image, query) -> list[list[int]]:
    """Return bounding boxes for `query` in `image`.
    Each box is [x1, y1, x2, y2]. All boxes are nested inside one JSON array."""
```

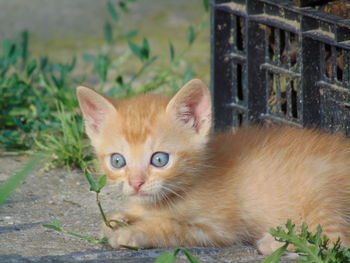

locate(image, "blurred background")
[[0, 0, 210, 80], [0, 0, 210, 154]]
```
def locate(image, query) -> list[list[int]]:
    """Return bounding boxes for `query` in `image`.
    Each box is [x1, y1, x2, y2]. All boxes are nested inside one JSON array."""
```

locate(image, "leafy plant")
[[84, 173, 128, 229], [43, 218, 108, 245], [262, 220, 350, 263]]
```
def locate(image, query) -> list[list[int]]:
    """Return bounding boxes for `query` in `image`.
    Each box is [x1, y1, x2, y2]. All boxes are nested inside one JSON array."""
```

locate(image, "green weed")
[[43, 218, 108, 245], [262, 220, 350, 263], [84, 173, 128, 229], [43, 170, 140, 250]]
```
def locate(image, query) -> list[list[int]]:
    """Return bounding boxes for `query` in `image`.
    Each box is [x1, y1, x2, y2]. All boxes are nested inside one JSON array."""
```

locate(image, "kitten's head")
[[77, 79, 211, 205]]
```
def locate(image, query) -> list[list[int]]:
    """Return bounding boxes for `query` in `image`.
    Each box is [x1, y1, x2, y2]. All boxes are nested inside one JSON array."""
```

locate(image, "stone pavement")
[[0, 156, 296, 263]]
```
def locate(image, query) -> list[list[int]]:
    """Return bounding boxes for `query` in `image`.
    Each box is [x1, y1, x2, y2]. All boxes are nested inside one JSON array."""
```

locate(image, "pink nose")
[[130, 181, 144, 192]]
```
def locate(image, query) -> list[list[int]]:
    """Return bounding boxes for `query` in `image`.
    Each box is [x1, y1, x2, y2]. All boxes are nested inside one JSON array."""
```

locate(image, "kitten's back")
[[209, 126, 350, 245]]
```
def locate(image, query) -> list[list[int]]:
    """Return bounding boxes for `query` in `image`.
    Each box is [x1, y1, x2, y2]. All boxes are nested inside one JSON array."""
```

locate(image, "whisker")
[[161, 184, 185, 200], [159, 189, 174, 208], [163, 183, 185, 191], [162, 182, 187, 194], [163, 192, 173, 208]]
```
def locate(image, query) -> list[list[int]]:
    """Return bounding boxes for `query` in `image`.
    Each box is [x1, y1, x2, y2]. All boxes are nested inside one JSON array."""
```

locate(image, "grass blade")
[[203, 0, 209, 12], [169, 42, 175, 62], [84, 173, 98, 192], [128, 41, 143, 61], [142, 38, 150, 60], [109, 219, 128, 227], [104, 22, 113, 44], [3, 39, 13, 58], [42, 224, 61, 232], [154, 248, 200, 263], [0, 153, 44, 207], [97, 175, 107, 192], [119, 1, 129, 13], [120, 244, 142, 251], [26, 60, 37, 77], [107, 1, 119, 23], [66, 231, 104, 244], [19, 31, 29, 64], [261, 244, 287, 263], [187, 26, 195, 46], [43, 222, 106, 244], [154, 252, 176, 263], [180, 249, 201, 263], [120, 30, 138, 39]]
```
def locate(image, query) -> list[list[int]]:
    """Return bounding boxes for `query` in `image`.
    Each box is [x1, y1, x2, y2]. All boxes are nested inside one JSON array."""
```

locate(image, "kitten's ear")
[[76, 86, 116, 137], [166, 79, 212, 136]]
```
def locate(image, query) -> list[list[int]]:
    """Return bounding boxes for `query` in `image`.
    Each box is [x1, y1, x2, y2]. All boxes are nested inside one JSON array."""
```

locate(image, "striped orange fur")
[[77, 79, 350, 254]]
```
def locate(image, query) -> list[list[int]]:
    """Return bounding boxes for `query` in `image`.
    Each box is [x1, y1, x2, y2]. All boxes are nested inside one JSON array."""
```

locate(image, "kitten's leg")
[[256, 233, 284, 255], [101, 204, 144, 240], [106, 215, 232, 248], [256, 233, 299, 259]]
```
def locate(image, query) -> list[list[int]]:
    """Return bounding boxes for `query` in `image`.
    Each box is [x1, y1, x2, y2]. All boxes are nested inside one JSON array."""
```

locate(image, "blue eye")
[[110, 153, 126, 168], [151, 152, 169, 168]]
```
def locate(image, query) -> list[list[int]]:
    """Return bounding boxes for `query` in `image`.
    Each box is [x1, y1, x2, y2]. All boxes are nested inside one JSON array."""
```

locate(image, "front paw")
[[108, 227, 149, 248], [100, 213, 130, 240], [257, 232, 284, 255]]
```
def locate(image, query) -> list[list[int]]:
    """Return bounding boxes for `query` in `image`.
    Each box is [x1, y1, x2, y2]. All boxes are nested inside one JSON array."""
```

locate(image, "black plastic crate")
[[211, 0, 350, 136]]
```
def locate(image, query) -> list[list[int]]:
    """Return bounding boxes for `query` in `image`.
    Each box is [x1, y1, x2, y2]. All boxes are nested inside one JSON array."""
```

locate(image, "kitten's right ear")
[[166, 79, 212, 138], [76, 86, 116, 137]]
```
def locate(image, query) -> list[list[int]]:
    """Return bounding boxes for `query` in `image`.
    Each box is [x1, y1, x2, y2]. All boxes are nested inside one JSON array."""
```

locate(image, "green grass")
[[35, 103, 93, 171], [0, 31, 78, 150]]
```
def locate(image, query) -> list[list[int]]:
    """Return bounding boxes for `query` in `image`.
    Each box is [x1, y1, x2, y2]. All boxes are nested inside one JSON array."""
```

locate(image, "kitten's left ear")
[[166, 79, 212, 136], [76, 86, 116, 138]]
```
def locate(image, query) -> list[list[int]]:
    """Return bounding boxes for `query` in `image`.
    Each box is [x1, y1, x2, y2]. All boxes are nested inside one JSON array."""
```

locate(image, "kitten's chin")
[[129, 193, 156, 204]]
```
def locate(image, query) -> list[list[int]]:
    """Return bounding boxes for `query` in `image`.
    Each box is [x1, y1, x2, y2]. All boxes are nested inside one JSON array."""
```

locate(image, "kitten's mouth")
[[132, 191, 149, 197], [130, 191, 155, 203]]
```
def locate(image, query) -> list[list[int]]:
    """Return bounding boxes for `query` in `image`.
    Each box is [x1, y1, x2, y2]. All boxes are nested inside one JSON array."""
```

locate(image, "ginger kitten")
[[77, 79, 350, 254]]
